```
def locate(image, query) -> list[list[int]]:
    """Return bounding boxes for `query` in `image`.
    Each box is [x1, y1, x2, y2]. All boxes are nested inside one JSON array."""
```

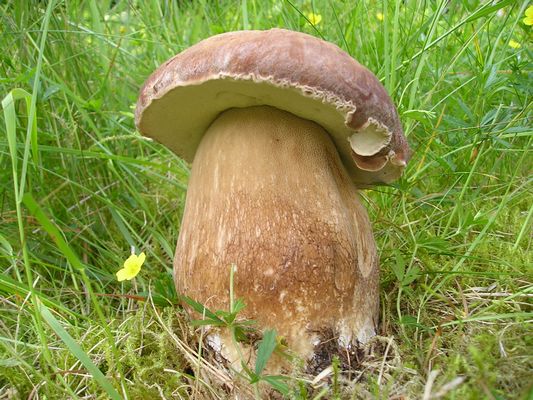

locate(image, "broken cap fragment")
[[135, 28, 410, 184]]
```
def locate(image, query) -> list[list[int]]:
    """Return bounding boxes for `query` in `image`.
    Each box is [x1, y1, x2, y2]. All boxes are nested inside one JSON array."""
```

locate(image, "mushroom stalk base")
[[175, 106, 379, 360]]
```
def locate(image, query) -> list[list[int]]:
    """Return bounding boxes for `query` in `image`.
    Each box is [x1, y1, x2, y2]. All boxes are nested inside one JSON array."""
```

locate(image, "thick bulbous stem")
[[174, 105, 379, 358]]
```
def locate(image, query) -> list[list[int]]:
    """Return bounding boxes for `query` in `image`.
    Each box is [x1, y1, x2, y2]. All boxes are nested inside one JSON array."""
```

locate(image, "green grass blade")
[[241, 0, 249, 29], [179, 295, 224, 324], [262, 375, 289, 395], [255, 329, 277, 376], [39, 302, 121, 400], [0, 273, 81, 319], [19, 0, 56, 196], [2, 88, 32, 202], [22, 193, 85, 271]]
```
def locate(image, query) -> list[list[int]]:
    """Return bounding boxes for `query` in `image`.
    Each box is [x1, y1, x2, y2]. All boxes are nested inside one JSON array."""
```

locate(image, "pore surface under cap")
[[136, 28, 410, 184]]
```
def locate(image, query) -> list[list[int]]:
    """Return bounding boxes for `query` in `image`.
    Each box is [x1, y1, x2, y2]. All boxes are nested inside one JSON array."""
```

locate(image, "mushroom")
[[135, 29, 410, 362]]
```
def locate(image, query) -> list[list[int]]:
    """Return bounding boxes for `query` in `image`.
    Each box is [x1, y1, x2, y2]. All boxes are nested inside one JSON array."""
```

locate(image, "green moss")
[[119, 308, 189, 398]]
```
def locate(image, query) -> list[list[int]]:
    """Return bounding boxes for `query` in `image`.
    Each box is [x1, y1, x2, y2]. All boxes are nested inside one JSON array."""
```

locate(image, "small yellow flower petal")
[[377, 12, 384, 21], [508, 39, 521, 49], [116, 268, 129, 282], [137, 252, 146, 266], [123, 254, 139, 270], [524, 6, 533, 25], [306, 12, 322, 25]]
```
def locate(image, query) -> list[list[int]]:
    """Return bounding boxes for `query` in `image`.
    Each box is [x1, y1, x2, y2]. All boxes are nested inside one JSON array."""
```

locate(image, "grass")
[[0, 0, 531, 398]]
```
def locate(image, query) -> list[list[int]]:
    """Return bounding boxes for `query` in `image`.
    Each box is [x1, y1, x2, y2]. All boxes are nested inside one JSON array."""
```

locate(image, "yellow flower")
[[508, 39, 521, 49], [523, 5, 533, 26], [306, 12, 322, 25], [376, 12, 384, 21], [116, 252, 145, 281]]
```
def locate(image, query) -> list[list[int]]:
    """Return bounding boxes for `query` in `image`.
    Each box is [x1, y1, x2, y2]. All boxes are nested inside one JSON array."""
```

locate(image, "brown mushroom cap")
[[135, 28, 410, 185]]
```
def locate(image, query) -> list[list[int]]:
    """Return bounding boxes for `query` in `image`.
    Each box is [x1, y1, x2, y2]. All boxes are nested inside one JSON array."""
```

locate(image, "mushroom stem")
[[175, 105, 379, 358]]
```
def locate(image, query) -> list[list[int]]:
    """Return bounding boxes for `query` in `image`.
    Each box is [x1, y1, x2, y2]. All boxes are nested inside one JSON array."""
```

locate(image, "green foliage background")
[[0, 0, 531, 398]]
